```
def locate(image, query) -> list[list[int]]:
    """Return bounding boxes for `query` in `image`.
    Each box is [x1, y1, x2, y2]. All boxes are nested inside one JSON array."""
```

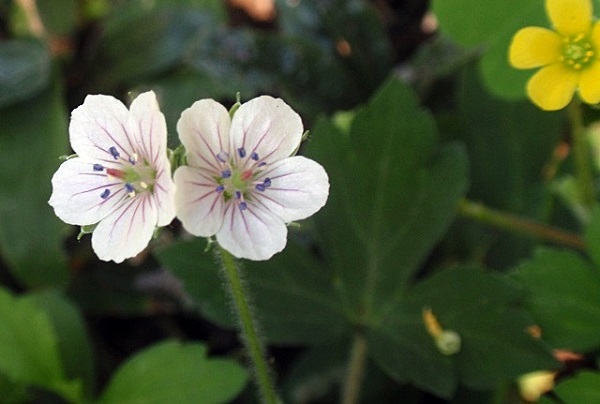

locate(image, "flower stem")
[[458, 199, 585, 250], [568, 98, 596, 209], [217, 246, 280, 404], [341, 331, 368, 404]]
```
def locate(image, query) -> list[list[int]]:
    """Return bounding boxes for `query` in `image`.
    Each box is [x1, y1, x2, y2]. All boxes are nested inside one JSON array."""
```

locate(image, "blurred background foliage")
[[1, 0, 600, 403]]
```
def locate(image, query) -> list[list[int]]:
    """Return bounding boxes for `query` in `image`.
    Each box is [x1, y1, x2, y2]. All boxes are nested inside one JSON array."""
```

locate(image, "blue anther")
[[263, 178, 272, 187], [221, 169, 232, 179], [216, 185, 225, 192], [100, 189, 110, 199], [128, 155, 137, 164], [255, 183, 266, 192], [258, 162, 267, 167], [93, 163, 104, 172], [216, 151, 229, 162], [239, 202, 247, 211], [125, 183, 135, 193], [237, 147, 246, 158], [250, 152, 259, 161], [235, 190, 242, 199], [109, 146, 120, 159]]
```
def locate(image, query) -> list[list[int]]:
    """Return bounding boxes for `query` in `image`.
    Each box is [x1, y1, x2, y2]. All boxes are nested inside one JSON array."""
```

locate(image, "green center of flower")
[[118, 157, 157, 195], [95, 149, 157, 200], [214, 148, 271, 211], [561, 33, 596, 70]]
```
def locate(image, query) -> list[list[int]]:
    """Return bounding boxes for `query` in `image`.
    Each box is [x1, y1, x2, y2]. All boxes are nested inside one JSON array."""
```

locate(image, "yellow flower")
[[509, 0, 600, 110]]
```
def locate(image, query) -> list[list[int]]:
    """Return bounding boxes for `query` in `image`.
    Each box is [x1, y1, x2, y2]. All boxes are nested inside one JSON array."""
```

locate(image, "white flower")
[[174, 96, 329, 260], [49, 91, 176, 263]]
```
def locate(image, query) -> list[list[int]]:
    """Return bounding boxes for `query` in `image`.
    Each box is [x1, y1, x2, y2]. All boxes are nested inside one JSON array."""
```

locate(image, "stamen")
[[125, 183, 135, 197], [258, 162, 267, 167], [216, 185, 225, 192], [140, 181, 148, 189], [129, 153, 138, 165], [255, 177, 272, 192], [250, 152, 259, 161], [239, 202, 247, 211], [237, 147, 246, 158], [235, 190, 242, 199], [109, 146, 120, 159], [221, 169, 232, 179], [100, 189, 110, 199], [217, 151, 229, 163], [93, 163, 104, 172]]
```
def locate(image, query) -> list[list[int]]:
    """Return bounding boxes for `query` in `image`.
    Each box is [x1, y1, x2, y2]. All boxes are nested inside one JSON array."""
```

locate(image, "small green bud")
[[78, 223, 98, 240]]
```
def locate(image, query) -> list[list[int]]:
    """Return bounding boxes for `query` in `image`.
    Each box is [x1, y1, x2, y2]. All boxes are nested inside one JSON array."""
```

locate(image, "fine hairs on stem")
[[216, 245, 281, 404]]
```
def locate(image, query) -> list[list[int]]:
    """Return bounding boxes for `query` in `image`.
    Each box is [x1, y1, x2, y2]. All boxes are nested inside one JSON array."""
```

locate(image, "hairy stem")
[[218, 246, 280, 404], [459, 199, 585, 250]]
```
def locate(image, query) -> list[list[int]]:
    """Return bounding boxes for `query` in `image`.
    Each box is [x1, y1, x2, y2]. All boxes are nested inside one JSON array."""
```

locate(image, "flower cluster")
[[509, 0, 600, 110], [49, 92, 329, 262]]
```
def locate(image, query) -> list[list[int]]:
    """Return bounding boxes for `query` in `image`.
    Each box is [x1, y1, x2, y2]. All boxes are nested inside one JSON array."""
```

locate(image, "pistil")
[[561, 33, 596, 70]]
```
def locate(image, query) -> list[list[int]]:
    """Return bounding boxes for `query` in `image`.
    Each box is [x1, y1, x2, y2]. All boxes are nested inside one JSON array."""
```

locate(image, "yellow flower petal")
[[591, 21, 600, 47], [579, 61, 600, 104], [509, 27, 562, 68], [546, 0, 593, 36], [527, 63, 579, 110]]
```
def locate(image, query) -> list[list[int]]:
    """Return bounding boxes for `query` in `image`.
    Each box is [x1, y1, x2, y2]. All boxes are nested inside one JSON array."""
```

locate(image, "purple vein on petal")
[[194, 129, 222, 171]]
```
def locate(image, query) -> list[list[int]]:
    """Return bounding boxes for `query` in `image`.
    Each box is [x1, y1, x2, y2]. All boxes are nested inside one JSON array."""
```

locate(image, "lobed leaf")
[[98, 340, 247, 404]]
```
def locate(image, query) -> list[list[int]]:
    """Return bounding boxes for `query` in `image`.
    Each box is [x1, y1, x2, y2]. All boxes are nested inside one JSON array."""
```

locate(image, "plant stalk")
[[341, 331, 368, 404], [459, 199, 585, 250], [218, 246, 280, 404], [568, 98, 596, 209]]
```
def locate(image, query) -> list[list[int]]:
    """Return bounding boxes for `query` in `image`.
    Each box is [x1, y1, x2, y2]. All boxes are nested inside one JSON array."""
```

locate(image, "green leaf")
[[37, 0, 77, 36], [368, 267, 557, 398], [309, 78, 469, 319], [157, 238, 349, 344], [0, 373, 28, 404], [90, 5, 221, 89], [0, 287, 81, 402], [27, 290, 95, 399], [432, 0, 546, 99], [585, 206, 600, 268], [281, 338, 350, 403], [438, 64, 563, 268], [552, 371, 600, 403], [155, 240, 235, 328], [0, 39, 51, 108], [451, 64, 563, 212], [242, 238, 349, 344], [98, 340, 247, 404], [0, 80, 69, 288], [511, 249, 600, 351]]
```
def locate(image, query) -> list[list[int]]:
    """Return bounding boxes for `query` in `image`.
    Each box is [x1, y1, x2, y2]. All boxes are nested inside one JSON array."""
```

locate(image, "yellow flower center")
[[560, 33, 596, 70]]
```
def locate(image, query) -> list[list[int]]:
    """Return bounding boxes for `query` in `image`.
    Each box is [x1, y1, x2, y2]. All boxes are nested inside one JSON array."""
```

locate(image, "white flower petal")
[[70, 94, 137, 163], [253, 156, 329, 222], [230, 96, 303, 166], [174, 166, 225, 237], [153, 164, 176, 227], [217, 203, 287, 261], [48, 157, 128, 225], [128, 91, 168, 167], [177, 99, 231, 173], [91, 194, 158, 263]]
